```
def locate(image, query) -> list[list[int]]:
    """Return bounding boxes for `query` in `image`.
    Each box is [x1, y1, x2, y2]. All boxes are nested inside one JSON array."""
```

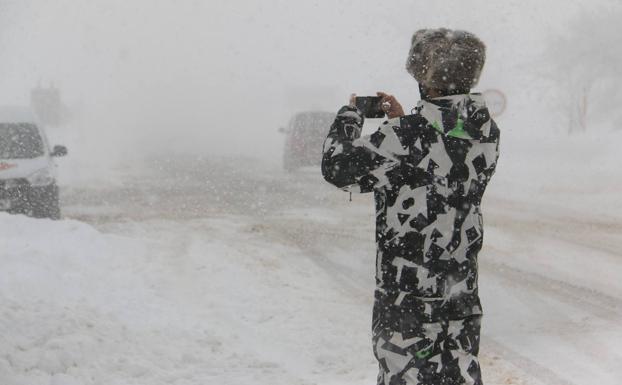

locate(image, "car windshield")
[[0, 123, 45, 159]]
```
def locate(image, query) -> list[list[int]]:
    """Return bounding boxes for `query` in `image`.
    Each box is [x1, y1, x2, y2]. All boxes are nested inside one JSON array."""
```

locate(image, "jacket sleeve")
[[321, 105, 400, 193]]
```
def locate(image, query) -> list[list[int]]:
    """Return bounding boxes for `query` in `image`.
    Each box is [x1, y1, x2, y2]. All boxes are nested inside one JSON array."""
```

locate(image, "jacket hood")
[[416, 93, 493, 140]]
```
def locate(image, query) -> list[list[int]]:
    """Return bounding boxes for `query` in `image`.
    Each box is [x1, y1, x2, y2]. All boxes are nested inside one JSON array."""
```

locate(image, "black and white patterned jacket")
[[322, 94, 500, 321]]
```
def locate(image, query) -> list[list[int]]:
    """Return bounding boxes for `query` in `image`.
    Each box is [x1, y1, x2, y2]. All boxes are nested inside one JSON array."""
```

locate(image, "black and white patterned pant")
[[372, 291, 483, 385]]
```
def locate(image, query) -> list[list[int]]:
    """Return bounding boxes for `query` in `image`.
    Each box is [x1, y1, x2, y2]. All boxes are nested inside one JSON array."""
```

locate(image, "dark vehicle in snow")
[[280, 111, 335, 172], [0, 107, 67, 219]]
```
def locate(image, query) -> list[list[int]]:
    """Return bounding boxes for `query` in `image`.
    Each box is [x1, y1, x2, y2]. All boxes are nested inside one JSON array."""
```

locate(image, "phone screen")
[[355, 96, 385, 118]]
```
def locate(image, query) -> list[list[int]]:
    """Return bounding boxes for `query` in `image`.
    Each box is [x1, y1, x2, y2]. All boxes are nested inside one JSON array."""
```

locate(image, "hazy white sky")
[[0, 0, 618, 164]]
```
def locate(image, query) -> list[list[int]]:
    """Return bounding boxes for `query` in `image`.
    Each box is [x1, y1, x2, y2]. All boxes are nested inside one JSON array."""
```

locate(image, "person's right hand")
[[377, 91, 405, 119]]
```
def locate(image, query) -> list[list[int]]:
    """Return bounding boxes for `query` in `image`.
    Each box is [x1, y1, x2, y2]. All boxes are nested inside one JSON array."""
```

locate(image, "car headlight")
[[27, 168, 55, 187]]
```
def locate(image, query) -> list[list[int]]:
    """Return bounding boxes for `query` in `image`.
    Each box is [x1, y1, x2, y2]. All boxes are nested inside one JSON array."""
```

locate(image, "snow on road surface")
[[1, 152, 621, 385]]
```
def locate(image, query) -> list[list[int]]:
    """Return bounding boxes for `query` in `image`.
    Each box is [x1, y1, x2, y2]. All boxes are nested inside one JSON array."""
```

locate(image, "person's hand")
[[349, 93, 357, 108], [377, 91, 405, 119]]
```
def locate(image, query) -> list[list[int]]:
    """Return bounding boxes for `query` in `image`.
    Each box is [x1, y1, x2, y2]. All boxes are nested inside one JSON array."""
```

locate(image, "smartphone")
[[355, 96, 385, 118]]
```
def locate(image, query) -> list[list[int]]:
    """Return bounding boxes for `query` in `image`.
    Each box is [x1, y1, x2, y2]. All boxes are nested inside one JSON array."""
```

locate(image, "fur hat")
[[406, 28, 486, 91]]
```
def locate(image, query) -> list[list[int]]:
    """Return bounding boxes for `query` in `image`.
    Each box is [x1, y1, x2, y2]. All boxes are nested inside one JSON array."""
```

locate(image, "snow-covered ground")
[[1, 0, 621, 383], [1, 146, 620, 385]]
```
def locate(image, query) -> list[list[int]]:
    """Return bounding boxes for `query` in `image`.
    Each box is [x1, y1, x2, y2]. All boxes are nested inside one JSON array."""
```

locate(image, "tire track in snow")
[[247, 217, 375, 298], [481, 258, 622, 321], [260, 211, 622, 319], [255, 211, 621, 385], [251, 215, 581, 385], [483, 338, 575, 385]]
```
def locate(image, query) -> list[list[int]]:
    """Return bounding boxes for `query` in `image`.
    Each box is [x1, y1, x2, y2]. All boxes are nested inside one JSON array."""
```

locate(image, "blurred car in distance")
[[280, 111, 335, 172], [0, 107, 67, 219]]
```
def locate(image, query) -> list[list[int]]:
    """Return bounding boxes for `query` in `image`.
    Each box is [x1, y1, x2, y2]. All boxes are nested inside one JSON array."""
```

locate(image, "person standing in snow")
[[321, 29, 500, 385]]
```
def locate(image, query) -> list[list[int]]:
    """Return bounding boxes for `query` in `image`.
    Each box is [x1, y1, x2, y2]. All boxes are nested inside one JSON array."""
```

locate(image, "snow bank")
[[0, 214, 152, 384], [0, 213, 378, 385]]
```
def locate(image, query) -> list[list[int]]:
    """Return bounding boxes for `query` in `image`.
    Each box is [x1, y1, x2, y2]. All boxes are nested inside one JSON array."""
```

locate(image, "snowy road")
[[1, 157, 621, 385]]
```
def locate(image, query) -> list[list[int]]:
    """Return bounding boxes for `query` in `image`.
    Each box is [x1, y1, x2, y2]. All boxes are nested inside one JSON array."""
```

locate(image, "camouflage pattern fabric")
[[321, 94, 500, 385], [373, 291, 483, 385]]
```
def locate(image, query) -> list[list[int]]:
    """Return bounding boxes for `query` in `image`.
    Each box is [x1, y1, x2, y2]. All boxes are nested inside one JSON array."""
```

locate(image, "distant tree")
[[545, 10, 622, 133]]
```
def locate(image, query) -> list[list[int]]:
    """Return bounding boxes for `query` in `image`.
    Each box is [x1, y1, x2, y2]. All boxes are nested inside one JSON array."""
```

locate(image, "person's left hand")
[[349, 93, 357, 108], [377, 91, 405, 119]]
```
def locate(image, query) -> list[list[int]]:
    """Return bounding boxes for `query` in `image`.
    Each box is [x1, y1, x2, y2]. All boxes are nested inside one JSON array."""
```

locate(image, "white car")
[[0, 107, 67, 219]]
